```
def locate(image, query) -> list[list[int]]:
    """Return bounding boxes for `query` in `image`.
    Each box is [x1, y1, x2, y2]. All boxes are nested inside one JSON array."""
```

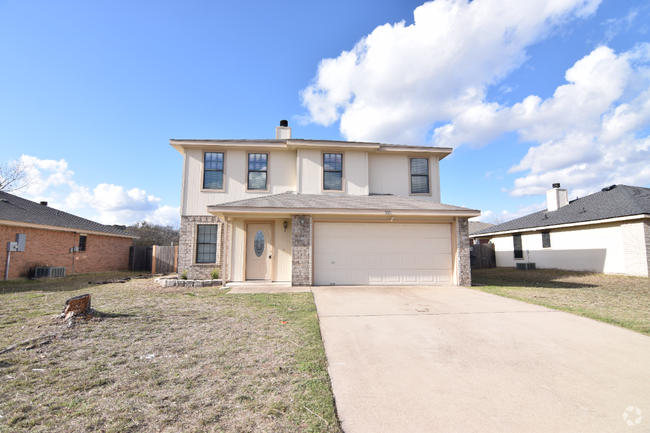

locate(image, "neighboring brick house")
[[172, 120, 480, 286], [469, 184, 650, 277], [1, 192, 137, 279], [469, 221, 494, 245]]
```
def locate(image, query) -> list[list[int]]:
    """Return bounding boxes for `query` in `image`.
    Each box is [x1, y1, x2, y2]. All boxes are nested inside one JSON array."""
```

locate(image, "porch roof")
[[207, 192, 480, 217]]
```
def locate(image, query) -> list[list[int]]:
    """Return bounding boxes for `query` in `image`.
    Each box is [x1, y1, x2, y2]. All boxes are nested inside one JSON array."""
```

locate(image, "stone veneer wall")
[[456, 217, 471, 286], [179, 215, 224, 280], [291, 215, 312, 286], [621, 219, 650, 277]]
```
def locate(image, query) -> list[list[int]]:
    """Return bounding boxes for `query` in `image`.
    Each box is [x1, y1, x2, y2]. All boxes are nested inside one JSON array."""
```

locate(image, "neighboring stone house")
[[172, 121, 480, 286], [469, 184, 650, 277], [1, 191, 137, 279]]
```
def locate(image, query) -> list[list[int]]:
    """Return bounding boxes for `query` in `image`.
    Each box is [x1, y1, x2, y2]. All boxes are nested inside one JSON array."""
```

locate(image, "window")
[[247, 153, 268, 190], [513, 234, 523, 259], [410, 158, 429, 194], [542, 231, 551, 248], [196, 225, 218, 263], [323, 153, 343, 191], [203, 152, 224, 190], [78, 235, 87, 252]]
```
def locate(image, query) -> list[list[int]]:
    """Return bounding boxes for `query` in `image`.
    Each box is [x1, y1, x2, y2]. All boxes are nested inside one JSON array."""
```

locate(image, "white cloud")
[[495, 45, 650, 197], [301, 0, 601, 144], [13, 155, 180, 227]]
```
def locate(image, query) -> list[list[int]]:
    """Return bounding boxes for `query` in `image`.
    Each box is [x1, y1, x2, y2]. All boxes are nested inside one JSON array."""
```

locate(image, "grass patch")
[[472, 268, 650, 336], [0, 272, 340, 432]]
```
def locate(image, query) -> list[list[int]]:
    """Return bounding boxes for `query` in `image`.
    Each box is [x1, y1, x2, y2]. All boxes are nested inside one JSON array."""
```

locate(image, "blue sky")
[[1, 0, 649, 226]]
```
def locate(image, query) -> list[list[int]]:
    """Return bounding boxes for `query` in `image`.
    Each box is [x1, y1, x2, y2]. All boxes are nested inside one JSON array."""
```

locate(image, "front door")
[[246, 223, 273, 280]]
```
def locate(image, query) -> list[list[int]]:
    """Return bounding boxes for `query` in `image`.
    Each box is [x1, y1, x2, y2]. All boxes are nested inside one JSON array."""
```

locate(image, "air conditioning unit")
[[516, 263, 536, 271], [34, 267, 66, 278]]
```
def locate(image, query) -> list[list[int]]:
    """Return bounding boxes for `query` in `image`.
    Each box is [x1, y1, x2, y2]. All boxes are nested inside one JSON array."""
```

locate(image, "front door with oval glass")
[[246, 223, 273, 280]]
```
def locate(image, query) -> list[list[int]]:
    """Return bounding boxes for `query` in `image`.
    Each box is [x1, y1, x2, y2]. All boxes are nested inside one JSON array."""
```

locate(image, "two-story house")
[[171, 121, 480, 286]]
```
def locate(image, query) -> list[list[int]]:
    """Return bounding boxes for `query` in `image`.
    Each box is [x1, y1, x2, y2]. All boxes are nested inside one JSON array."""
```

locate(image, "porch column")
[[291, 215, 313, 286], [456, 217, 471, 286]]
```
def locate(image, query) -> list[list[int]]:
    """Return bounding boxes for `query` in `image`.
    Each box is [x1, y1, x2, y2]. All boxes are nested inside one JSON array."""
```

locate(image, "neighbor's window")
[[542, 231, 551, 248], [247, 153, 268, 190], [196, 225, 218, 263], [513, 234, 523, 259], [203, 152, 224, 190], [79, 235, 87, 252], [410, 158, 430, 194], [323, 153, 343, 191]]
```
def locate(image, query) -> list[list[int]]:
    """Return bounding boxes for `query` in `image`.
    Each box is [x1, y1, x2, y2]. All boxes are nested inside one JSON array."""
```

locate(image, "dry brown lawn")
[[472, 268, 650, 336], [0, 272, 341, 432]]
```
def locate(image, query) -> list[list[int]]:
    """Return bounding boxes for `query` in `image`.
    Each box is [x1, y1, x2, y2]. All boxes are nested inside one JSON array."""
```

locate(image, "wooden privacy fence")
[[129, 246, 153, 272], [128, 246, 178, 274], [470, 243, 496, 270], [152, 245, 178, 274]]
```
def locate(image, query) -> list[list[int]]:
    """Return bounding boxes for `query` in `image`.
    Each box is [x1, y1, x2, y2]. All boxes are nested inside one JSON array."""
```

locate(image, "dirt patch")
[[0, 272, 341, 432], [472, 268, 650, 336]]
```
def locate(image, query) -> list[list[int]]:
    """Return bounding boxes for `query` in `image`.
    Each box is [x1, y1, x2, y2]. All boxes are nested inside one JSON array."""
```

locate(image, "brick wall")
[[291, 215, 312, 286], [178, 215, 224, 280], [456, 217, 471, 286], [622, 220, 650, 277], [0, 224, 132, 279]]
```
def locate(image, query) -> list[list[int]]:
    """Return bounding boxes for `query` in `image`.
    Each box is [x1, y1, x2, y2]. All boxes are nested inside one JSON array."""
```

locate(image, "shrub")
[[180, 270, 188, 280], [211, 268, 220, 280]]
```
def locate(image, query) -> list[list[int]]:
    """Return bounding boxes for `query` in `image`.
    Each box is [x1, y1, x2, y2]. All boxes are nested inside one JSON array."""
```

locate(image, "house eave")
[[207, 206, 480, 219], [469, 213, 650, 238]]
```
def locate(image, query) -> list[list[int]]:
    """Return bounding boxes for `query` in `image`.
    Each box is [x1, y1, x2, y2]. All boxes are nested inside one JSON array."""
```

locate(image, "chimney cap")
[[552, 183, 561, 188], [280, 120, 288, 127], [40, 201, 48, 206]]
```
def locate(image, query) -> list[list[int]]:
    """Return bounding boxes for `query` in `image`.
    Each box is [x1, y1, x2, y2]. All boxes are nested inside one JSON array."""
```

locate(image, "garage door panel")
[[433, 224, 451, 237], [368, 255, 383, 268], [314, 222, 453, 286]]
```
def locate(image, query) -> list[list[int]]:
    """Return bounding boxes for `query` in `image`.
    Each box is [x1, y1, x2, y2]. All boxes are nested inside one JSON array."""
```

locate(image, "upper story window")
[[203, 152, 224, 190], [410, 158, 430, 194], [78, 235, 87, 252], [323, 153, 343, 191], [247, 153, 268, 191], [196, 225, 218, 263], [513, 234, 523, 259], [542, 231, 551, 248]]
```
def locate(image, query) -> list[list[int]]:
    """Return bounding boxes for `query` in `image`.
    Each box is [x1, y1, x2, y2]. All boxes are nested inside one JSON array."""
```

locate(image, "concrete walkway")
[[312, 286, 650, 433]]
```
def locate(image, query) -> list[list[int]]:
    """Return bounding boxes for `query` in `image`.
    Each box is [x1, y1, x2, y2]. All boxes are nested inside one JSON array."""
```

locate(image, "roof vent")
[[276, 120, 291, 139], [601, 185, 617, 192], [40, 201, 48, 206]]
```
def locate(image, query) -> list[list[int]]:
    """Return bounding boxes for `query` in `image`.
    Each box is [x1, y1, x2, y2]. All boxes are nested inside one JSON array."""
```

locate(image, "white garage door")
[[314, 222, 453, 285]]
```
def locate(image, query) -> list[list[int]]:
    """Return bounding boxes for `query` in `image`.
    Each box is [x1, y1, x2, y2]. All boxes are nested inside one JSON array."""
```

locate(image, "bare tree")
[[488, 216, 509, 225], [127, 221, 180, 247], [0, 160, 33, 193]]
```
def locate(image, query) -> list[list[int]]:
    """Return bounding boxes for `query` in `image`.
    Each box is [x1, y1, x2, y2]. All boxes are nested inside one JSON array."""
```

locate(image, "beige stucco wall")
[[368, 154, 440, 202], [228, 218, 292, 282], [490, 222, 626, 273], [182, 148, 297, 215]]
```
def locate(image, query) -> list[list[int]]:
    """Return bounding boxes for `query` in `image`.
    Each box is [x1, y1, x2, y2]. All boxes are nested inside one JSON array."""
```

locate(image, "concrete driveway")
[[312, 286, 650, 433]]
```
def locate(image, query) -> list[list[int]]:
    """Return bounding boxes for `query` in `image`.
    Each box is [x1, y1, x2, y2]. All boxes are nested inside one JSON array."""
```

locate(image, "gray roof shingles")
[[209, 191, 478, 213], [472, 185, 650, 236], [0, 191, 136, 237]]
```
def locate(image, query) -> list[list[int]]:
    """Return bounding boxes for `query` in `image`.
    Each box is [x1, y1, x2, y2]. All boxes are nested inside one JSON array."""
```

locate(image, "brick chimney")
[[275, 120, 291, 139], [547, 183, 568, 211]]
